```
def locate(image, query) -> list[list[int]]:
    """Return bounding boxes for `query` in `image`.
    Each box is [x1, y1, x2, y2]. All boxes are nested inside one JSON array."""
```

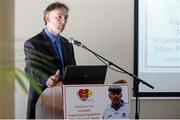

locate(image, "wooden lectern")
[[36, 82, 64, 119]]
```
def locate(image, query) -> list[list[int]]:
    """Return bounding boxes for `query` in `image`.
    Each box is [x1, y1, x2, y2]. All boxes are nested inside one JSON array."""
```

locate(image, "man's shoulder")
[[60, 35, 70, 44], [104, 104, 112, 111], [24, 30, 49, 46], [26, 32, 42, 43], [122, 102, 130, 106]]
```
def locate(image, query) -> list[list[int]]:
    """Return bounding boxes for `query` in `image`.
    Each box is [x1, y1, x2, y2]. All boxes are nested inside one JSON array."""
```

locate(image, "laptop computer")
[[63, 65, 107, 85]]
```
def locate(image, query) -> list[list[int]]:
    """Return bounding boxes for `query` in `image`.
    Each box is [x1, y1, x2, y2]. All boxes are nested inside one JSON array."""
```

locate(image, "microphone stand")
[[75, 42, 154, 119]]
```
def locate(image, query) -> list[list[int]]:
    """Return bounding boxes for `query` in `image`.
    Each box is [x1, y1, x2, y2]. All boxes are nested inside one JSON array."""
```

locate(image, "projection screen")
[[134, 0, 180, 97]]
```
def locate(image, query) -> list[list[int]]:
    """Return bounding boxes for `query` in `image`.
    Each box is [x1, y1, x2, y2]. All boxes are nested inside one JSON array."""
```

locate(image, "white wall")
[[15, 0, 180, 119]]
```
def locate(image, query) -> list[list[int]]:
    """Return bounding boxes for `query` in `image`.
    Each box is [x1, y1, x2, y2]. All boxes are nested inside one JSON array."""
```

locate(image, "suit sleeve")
[[24, 40, 49, 89]]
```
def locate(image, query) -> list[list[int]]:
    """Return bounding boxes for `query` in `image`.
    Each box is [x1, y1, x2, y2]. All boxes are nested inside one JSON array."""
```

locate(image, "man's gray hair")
[[44, 2, 69, 25]]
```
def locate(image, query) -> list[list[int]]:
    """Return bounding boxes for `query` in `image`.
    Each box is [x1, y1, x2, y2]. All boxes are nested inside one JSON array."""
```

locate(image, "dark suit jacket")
[[24, 29, 76, 119]]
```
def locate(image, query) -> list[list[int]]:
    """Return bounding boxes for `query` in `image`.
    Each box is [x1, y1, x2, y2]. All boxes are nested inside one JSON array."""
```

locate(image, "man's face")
[[46, 8, 68, 36], [109, 92, 122, 106]]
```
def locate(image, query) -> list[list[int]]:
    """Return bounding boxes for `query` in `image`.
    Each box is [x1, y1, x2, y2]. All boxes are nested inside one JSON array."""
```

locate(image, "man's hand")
[[46, 70, 60, 87]]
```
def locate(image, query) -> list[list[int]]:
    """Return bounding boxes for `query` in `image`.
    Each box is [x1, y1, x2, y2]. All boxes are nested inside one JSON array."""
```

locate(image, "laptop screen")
[[63, 65, 107, 85]]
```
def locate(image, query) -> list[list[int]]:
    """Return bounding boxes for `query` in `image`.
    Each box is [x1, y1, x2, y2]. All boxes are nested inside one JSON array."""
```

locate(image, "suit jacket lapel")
[[60, 36, 67, 65], [40, 30, 60, 61]]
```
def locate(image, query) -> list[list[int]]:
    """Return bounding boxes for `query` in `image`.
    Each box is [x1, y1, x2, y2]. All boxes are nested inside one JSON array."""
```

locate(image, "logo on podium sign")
[[77, 88, 94, 101]]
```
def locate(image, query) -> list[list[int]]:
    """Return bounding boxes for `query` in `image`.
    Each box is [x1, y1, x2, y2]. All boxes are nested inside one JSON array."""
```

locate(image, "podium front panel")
[[63, 84, 129, 119]]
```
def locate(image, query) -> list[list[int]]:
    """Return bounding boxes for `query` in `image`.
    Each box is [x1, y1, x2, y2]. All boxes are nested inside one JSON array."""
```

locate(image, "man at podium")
[[102, 85, 131, 119], [24, 2, 76, 119]]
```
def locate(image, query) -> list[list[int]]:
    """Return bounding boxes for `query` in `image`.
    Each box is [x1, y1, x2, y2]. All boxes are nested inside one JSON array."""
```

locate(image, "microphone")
[[69, 37, 82, 47]]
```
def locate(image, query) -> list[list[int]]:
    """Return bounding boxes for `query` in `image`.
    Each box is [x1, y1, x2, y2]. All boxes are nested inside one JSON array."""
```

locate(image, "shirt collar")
[[44, 27, 59, 43]]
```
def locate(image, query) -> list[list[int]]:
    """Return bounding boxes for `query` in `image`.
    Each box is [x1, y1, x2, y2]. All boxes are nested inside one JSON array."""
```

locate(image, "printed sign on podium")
[[63, 84, 129, 119]]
